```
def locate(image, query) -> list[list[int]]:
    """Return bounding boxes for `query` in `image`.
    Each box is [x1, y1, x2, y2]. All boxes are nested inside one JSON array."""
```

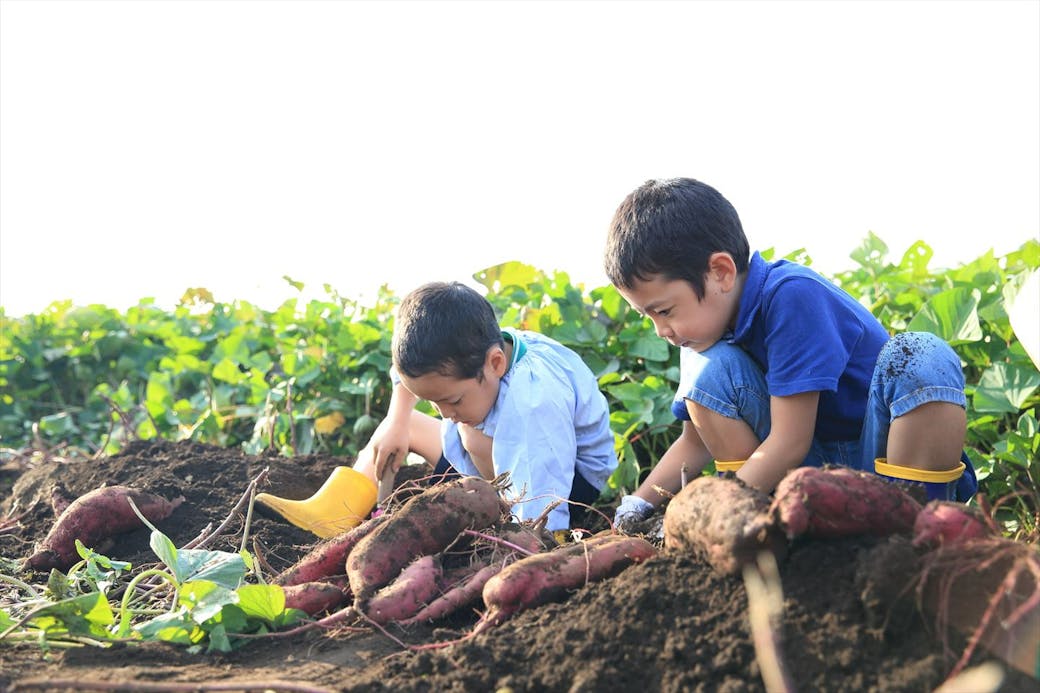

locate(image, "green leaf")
[[173, 549, 248, 588], [236, 583, 286, 622], [149, 530, 180, 578], [179, 581, 239, 624], [31, 592, 114, 637], [212, 358, 247, 384], [135, 610, 204, 644], [973, 362, 1040, 414], [906, 287, 983, 345], [625, 335, 670, 361]]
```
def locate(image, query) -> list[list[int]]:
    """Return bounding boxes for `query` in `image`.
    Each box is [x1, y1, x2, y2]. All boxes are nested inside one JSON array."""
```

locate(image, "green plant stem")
[[0, 572, 42, 599], [117, 569, 178, 637]]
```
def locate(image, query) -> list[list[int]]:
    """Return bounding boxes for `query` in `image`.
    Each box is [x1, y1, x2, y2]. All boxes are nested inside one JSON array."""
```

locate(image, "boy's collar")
[[730, 251, 768, 342], [501, 328, 527, 372]]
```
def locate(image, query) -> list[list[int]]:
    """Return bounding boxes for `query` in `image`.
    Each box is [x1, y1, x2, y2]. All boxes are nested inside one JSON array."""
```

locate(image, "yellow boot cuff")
[[715, 460, 745, 473], [874, 459, 965, 483]]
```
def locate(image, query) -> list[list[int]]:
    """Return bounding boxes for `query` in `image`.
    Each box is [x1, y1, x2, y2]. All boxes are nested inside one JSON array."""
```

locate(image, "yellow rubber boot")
[[874, 458, 965, 502], [256, 466, 377, 538]]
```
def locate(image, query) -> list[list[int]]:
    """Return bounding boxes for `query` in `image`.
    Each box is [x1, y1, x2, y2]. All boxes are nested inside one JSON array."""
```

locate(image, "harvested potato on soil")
[[364, 554, 444, 625], [770, 466, 921, 540], [346, 476, 506, 602], [912, 499, 996, 548], [476, 533, 657, 632], [282, 581, 349, 616], [275, 514, 388, 588], [24, 484, 184, 571], [663, 476, 786, 576], [401, 562, 504, 625]]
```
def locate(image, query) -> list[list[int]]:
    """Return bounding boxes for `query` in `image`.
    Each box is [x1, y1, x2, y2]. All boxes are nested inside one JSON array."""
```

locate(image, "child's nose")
[[651, 317, 671, 339]]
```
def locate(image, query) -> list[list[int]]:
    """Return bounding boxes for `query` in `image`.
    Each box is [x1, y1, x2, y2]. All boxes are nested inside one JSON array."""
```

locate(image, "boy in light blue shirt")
[[354, 281, 617, 533]]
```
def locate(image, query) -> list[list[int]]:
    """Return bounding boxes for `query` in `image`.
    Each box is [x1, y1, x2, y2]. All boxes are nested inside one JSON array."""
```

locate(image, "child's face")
[[398, 346, 508, 427], [616, 253, 741, 352]]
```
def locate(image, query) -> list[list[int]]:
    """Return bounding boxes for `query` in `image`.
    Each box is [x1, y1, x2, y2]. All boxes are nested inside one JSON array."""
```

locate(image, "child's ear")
[[486, 345, 508, 378], [708, 252, 738, 291]]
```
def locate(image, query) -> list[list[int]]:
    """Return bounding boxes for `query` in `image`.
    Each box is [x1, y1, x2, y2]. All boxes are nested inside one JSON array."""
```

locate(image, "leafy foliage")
[[0, 527, 305, 652], [1, 239, 1038, 528]]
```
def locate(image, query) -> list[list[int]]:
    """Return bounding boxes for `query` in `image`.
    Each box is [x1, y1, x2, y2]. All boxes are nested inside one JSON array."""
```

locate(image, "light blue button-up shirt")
[[441, 328, 617, 530]]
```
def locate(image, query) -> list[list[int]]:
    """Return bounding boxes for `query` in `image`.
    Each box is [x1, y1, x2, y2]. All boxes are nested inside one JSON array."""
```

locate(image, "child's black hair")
[[392, 281, 504, 380], [604, 178, 750, 299]]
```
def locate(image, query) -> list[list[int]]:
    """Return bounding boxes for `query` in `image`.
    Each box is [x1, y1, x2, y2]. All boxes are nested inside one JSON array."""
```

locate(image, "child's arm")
[[355, 381, 425, 483], [736, 391, 819, 493], [615, 420, 713, 528], [632, 420, 713, 505]]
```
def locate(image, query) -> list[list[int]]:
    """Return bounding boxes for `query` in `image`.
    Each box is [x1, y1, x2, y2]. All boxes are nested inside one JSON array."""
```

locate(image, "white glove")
[[614, 494, 655, 532]]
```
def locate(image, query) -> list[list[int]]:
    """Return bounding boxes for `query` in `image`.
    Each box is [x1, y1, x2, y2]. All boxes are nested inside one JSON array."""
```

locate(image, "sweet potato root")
[[364, 554, 443, 625], [275, 514, 388, 588], [25, 485, 185, 571], [347, 476, 505, 602], [282, 581, 348, 616], [917, 536, 1040, 678], [663, 476, 786, 576], [476, 533, 656, 632], [770, 466, 921, 540], [912, 500, 995, 548]]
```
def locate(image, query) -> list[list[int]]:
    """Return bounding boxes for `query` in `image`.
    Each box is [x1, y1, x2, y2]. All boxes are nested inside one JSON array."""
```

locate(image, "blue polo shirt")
[[727, 252, 890, 441]]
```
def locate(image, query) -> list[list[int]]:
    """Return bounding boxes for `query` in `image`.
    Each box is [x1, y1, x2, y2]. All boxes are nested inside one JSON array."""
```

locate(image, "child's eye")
[[656, 308, 671, 317]]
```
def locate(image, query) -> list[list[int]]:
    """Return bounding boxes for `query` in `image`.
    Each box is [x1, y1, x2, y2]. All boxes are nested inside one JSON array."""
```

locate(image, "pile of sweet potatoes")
[[660, 466, 1038, 677], [663, 466, 933, 576], [273, 476, 658, 628]]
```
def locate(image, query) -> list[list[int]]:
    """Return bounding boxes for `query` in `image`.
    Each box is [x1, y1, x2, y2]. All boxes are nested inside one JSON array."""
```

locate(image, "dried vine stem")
[[182, 467, 270, 550], [11, 679, 335, 693]]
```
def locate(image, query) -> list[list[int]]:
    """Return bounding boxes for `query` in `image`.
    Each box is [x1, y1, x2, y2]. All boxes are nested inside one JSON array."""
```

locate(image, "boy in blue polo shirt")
[[354, 281, 618, 534], [605, 178, 977, 529]]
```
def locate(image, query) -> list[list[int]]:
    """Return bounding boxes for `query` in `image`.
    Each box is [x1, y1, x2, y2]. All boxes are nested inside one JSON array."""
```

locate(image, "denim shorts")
[[676, 332, 977, 500]]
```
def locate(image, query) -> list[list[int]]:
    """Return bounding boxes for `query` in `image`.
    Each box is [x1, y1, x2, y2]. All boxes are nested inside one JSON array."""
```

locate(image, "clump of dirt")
[[0, 440, 1034, 692]]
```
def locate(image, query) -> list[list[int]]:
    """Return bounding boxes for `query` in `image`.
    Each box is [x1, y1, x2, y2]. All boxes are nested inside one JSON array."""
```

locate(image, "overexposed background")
[[1, 0, 1037, 317]]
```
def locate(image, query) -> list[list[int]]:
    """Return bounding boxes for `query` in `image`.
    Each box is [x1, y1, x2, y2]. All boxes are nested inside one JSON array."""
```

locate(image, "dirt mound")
[[0, 440, 1032, 692]]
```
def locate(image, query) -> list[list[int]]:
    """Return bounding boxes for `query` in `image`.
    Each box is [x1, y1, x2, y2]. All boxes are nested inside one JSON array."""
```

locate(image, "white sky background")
[[1, 0, 1038, 317]]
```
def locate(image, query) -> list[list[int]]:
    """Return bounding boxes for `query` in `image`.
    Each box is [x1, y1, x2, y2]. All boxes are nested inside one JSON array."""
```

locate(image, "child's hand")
[[614, 495, 655, 533]]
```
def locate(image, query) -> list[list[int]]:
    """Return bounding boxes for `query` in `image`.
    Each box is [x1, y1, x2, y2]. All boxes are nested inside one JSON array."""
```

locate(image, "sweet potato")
[[282, 581, 348, 616], [912, 500, 995, 548], [476, 533, 656, 631], [663, 476, 786, 576], [25, 485, 185, 571], [364, 554, 443, 625], [346, 476, 505, 602], [770, 466, 921, 540], [401, 562, 504, 625], [275, 514, 388, 588]]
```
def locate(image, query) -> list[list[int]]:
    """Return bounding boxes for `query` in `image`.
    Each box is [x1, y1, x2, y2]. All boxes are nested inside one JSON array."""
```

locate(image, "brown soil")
[[0, 440, 1034, 693]]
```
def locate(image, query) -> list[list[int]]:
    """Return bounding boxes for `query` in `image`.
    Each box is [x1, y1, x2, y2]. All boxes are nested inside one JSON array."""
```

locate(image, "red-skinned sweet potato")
[[476, 533, 656, 632], [663, 476, 786, 576], [282, 581, 348, 616], [347, 476, 506, 602], [401, 562, 503, 625], [275, 514, 388, 588], [912, 500, 995, 548], [25, 485, 185, 571], [770, 466, 921, 540], [364, 554, 443, 625]]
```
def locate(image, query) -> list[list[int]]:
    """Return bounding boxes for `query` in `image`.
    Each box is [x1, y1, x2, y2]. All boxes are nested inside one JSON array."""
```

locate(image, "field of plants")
[[0, 235, 1038, 692], [3, 234, 1038, 528]]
